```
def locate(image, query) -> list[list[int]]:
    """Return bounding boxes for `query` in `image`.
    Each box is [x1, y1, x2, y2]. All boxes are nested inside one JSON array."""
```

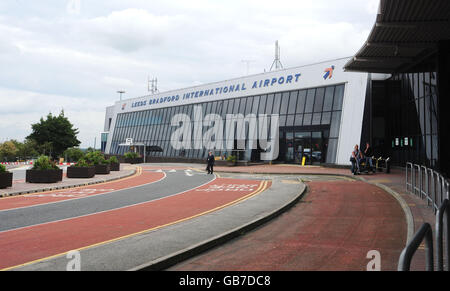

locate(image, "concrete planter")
[[226, 161, 237, 167], [0, 172, 13, 189], [67, 166, 95, 179], [109, 162, 120, 171], [26, 169, 63, 184], [124, 158, 143, 164], [95, 164, 111, 175]]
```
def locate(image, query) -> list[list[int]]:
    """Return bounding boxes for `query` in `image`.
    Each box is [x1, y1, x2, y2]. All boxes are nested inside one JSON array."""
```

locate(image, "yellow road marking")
[[1, 180, 270, 271]]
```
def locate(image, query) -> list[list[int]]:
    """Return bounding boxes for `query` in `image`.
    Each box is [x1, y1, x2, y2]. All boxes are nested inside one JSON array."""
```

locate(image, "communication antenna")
[[148, 77, 158, 94], [270, 40, 284, 71], [241, 60, 255, 75]]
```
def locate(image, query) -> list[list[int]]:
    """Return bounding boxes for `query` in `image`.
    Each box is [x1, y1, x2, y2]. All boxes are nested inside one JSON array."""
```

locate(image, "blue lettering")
[[295, 73, 301, 82]]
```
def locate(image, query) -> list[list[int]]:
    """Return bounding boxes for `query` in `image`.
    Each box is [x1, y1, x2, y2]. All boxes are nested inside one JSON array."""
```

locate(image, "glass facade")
[[109, 84, 345, 164], [362, 55, 439, 168]]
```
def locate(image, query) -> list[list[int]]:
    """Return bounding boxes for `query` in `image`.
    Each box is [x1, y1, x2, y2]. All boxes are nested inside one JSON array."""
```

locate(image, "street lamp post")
[[117, 90, 126, 101]]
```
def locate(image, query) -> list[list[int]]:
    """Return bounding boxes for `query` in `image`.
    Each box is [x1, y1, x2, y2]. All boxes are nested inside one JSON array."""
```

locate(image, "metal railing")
[[398, 223, 434, 271], [401, 163, 450, 271], [436, 199, 450, 271], [406, 162, 449, 213]]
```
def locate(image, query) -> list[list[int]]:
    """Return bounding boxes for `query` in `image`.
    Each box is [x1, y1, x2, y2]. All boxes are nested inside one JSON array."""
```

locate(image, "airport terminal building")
[[103, 58, 371, 166], [103, 0, 450, 175]]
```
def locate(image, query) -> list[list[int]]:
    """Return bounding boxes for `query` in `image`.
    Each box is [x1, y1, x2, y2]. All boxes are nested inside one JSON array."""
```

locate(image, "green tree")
[[13, 139, 39, 160], [64, 147, 85, 162], [27, 110, 81, 159], [0, 141, 18, 162]]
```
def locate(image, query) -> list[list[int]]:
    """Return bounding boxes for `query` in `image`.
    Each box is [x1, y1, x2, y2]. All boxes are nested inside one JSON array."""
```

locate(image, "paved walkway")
[[180, 163, 438, 271], [170, 176, 407, 271]]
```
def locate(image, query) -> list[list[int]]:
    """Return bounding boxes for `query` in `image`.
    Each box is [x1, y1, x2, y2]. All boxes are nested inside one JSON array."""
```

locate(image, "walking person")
[[206, 151, 215, 175]]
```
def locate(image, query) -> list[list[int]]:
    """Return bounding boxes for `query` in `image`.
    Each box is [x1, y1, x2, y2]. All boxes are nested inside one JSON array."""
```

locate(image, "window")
[[323, 86, 334, 112], [280, 92, 290, 115], [314, 88, 325, 112], [333, 85, 345, 111], [258, 95, 267, 114], [272, 93, 282, 114], [296, 90, 306, 114], [288, 91, 297, 114], [265, 94, 274, 114], [304, 89, 315, 113]]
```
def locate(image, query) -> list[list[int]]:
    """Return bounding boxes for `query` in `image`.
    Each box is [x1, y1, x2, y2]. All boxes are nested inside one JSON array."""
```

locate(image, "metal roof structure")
[[344, 0, 450, 73]]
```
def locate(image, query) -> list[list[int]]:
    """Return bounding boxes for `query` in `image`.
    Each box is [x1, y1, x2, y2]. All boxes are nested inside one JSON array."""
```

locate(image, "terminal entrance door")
[[284, 130, 327, 165]]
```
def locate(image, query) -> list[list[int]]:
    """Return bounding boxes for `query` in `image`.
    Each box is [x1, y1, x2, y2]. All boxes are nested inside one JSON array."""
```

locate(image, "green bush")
[[0, 164, 8, 173], [226, 155, 237, 163], [85, 151, 106, 165], [124, 152, 140, 159], [108, 156, 119, 164], [73, 159, 92, 168], [32, 155, 59, 170]]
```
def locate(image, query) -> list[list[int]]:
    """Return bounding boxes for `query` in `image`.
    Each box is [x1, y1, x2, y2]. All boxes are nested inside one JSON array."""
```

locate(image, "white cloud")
[[0, 0, 378, 148]]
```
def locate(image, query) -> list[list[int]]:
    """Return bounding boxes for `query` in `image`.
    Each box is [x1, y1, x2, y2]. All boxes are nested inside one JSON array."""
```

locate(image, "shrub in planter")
[[124, 152, 143, 164], [0, 164, 13, 189], [108, 156, 120, 171], [85, 151, 111, 174], [26, 155, 63, 183], [95, 160, 111, 175], [226, 155, 237, 167], [67, 159, 95, 178]]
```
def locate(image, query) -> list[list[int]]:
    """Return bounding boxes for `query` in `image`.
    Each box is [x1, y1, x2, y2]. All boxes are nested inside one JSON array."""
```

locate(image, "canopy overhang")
[[344, 0, 450, 73]]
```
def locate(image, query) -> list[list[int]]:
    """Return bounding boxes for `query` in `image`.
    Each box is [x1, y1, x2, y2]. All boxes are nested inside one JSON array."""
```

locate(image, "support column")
[[437, 41, 450, 177]]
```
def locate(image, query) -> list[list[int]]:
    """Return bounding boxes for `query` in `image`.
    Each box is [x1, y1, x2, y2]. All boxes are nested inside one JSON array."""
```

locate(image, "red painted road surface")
[[170, 180, 407, 271], [0, 169, 165, 211], [0, 178, 268, 270]]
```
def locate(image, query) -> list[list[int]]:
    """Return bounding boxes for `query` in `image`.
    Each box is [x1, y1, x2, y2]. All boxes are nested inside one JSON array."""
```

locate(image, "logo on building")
[[323, 66, 335, 80], [121, 103, 126, 110]]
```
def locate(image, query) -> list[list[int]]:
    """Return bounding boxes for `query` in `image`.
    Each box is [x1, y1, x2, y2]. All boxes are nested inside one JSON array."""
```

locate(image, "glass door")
[[285, 132, 294, 162], [311, 131, 323, 165], [294, 132, 312, 165]]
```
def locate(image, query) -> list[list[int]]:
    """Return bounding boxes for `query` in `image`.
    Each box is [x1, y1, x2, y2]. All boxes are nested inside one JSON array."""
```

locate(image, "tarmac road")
[[0, 169, 213, 232]]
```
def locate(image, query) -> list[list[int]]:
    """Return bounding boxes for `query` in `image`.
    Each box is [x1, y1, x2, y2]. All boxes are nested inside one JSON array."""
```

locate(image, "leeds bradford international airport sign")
[[128, 73, 303, 110]]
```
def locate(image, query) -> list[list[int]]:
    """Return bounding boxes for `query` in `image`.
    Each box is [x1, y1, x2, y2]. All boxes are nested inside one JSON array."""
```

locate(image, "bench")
[[375, 157, 391, 173]]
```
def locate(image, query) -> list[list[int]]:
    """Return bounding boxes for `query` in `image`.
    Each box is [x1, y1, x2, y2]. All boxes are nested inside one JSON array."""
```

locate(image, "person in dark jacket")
[[364, 142, 375, 173], [206, 151, 215, 174]]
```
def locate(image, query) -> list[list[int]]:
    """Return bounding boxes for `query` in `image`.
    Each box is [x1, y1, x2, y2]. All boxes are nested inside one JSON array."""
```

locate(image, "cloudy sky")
[[0, 0, 379, 148]]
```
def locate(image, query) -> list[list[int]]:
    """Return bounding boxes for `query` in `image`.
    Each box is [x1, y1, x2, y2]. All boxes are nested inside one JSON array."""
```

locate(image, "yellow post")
[[302, 156, 306, 166]]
